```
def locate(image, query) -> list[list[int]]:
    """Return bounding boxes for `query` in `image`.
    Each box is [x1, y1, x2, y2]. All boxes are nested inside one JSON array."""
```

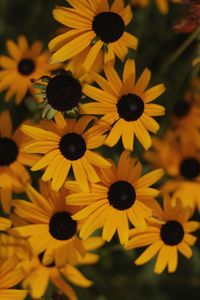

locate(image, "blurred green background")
[[0, 0, 200, 299]]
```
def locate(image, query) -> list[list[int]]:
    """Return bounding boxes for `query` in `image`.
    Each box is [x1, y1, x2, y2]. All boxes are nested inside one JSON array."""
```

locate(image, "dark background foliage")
[[0, 0, 199, 299]]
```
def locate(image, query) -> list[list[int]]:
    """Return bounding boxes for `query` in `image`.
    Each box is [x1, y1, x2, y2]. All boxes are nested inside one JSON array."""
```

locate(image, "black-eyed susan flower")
[[11, 182, 103, 267], [81, 59, 165, 150], [20, 236, 103, 299], [0, 36, 58, 104], [146, 131, 200, 211], [125, 195, 199, 274], [34, 70, 84, 119], [21, 255, 92, 300], [146, 131, 200, 180], [49, 0, 138, 70], [35, 45, 104, 119], [35, 67, 90, 119], [0, 111, 38, 213], [66, 151, 163, 245], [0, 257, 27, 300], [21, 113, 111, 192], [172, 100, 200, 148]]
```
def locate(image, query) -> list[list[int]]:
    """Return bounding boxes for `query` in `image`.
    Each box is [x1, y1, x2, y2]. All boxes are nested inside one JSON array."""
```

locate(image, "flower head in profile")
[[81, 59, 165, 150], [49, 0, 138, 71], [125, 195, 199, 274], [66, 151, 163, 245], [22, 256, 92, 300], [0, 228, 103, 299], [0, 111, 38, 213], [21, 113, 111, 192], [20, 236, 103, 299], [0, 36, 58, 104]]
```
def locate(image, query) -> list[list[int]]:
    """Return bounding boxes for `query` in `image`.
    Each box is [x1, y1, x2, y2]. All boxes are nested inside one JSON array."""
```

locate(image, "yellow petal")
[[135, 240, 163, 265], [154, 245, 170, 274]]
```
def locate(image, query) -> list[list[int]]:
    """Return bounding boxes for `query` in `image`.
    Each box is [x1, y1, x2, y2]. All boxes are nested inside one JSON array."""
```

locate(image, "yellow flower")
[[0, 36, 58, 104], [49, 0, 138, 70], [172, 100, 200, 148], [66, 151, 163, 244], [146, 131, 200, 211], [6, 231, 103, 299], [22, 256, 92, 300], [81, 59, 165, 150], [0, 111, 38, 213], [146, 131, 200, 179], [0, 256, 27, 300], [35, 67, 102, 119], [21, 113, 111, 192], [125, 195, 199, 274], [11, 182, 104, 268]]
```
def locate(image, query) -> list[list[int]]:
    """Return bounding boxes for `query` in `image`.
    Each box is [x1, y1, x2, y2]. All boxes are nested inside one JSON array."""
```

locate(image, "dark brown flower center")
[[108, 180, 136, 210], [92, 12, 125, 43], [0, 137, 19, 166], [49, 211, 77, 240], [117, 94, 144, 121], [180, 157, 200, 179], [173, 101, 191, 118], [18, 58, 35, 75], [59, 133, 86, 161], [160, 220, 184, 245], [46, 73, 82, 112]]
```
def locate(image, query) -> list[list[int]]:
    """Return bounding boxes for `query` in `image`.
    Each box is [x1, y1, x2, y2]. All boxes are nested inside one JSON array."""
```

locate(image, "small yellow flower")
[[172, 100, 200, 148], [21, 113, 111, 192], [0, 36, 58, 104], [20, 236, 103, 299], [81, 59, 165, 150], [49, 0, 138, 70], [66, 151, 163, 245], [11, 182, 104, 268], [125, 195, 199, 274], [146, 131, 200, 211], [22, 256, 92, 300]]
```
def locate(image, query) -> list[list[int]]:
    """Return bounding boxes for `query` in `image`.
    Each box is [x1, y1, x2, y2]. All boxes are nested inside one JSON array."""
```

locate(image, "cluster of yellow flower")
[[0, 0, 199, 299]]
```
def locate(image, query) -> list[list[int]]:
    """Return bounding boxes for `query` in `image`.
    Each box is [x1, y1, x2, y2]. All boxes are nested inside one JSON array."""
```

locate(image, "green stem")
[[160, 25, 200, 75]]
